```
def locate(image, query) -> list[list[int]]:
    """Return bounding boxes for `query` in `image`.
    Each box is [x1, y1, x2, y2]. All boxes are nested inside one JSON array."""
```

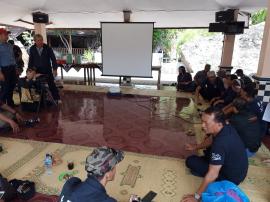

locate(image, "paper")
[[263, 103, 270, 122]]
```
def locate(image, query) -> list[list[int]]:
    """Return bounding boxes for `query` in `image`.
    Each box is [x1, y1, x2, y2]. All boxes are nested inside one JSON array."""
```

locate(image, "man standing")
[[28, 34, 60, 101], [0, 29, 17, 107], [182, 107, 248, 202]]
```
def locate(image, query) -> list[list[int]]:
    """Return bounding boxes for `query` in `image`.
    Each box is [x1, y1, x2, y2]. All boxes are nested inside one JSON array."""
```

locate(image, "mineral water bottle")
[[44, 154, 53, 175]]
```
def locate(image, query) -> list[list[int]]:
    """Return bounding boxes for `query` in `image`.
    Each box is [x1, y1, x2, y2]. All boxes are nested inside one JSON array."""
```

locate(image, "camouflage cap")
[[85, 146, 124, 177]]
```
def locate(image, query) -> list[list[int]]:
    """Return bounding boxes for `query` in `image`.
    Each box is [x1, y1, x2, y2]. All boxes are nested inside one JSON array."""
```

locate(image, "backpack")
[[9, 179, 36, 200], [0, 174, 17, 202], [202, 180, 250, 202]]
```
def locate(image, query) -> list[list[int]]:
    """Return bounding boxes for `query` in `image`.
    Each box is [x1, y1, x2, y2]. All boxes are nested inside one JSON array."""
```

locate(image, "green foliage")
[[251, 9, 267, 25], [153, 28, 216, 56], [21, 31, 34, 47], [153, 29, 179, 53], [83, 49, 94, 62]]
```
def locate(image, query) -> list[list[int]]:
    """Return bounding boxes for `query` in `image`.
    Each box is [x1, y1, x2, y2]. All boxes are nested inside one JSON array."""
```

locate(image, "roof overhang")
[[0, 0, 267, 29]]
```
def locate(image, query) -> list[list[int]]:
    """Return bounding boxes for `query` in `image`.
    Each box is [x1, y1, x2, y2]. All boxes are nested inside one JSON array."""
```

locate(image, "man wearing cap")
[[0, 28, 17, 106], [59, 146, 124, 202], [195, 71, 225, 102]]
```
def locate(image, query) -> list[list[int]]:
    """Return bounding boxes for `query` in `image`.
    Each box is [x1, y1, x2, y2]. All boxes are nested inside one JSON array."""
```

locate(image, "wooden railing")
[[52, 48, 87, 55]]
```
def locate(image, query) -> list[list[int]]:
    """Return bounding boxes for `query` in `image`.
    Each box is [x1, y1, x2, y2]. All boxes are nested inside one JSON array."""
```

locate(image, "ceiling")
[[0, 0, 268, 29]]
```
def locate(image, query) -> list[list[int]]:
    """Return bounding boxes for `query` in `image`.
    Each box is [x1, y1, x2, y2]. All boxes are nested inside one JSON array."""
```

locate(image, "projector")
[[107, 86, 121, 97]]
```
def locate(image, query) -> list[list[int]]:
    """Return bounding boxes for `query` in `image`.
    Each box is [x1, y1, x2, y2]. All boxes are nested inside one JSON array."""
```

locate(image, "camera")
[[24, 117, 40, 128]]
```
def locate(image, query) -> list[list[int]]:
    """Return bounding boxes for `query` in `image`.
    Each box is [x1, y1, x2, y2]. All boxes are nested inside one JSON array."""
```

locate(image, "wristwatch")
[[194, 193, 201, 200]]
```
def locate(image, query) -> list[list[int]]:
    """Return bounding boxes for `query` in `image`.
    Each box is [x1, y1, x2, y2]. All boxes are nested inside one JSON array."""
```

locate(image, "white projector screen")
[[101, 22, 154, 77]]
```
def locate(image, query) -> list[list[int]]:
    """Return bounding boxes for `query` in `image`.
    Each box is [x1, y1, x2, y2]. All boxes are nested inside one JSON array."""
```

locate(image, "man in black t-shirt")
[[229, 98, 263, 157], [196, 71, 225, 102], [177, 66, 195, 92], [182, 107, 248, 202]]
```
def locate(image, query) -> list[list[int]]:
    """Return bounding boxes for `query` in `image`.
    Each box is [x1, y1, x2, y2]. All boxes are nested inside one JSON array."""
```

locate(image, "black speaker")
[[209, 23, 226, 32], [215, 9, 235, 23], [32, 12, 49, 23], [225, 21, 245, 35]]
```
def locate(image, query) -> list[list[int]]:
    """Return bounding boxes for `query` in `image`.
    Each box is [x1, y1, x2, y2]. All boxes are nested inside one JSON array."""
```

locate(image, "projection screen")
[[101, 22, 154, 77]]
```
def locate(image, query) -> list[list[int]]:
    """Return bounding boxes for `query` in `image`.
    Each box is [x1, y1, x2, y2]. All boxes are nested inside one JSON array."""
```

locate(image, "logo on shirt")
[[211, 153, 222, 161]]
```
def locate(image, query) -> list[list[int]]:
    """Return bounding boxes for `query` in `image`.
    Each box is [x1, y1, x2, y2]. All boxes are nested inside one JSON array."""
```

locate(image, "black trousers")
[[0, 66, 17, 106], [47, 73, 60, 100], [37, 71, 60, 100], [185, 155, 242, 185]]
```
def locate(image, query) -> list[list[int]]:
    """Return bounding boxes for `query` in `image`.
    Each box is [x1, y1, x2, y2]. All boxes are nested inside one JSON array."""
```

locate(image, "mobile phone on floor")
[[141, 191, 157, 202]]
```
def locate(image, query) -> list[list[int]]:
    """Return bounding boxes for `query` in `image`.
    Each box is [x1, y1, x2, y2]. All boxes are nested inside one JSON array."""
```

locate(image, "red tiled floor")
[[12, 193, 58, 202], [2, 91, 197, 158]]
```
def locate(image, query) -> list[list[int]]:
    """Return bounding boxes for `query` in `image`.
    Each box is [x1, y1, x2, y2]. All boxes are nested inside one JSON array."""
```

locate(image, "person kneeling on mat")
[[59, 146, 124, 202], [182, 106, 248, 202], [0, 100, 23, 133]]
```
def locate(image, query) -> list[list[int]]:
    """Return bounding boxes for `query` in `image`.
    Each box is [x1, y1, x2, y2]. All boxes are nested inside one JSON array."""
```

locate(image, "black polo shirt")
[[210, 124, 248, 185], [230, 109, 262, 152], [59, 176, 117, 202]]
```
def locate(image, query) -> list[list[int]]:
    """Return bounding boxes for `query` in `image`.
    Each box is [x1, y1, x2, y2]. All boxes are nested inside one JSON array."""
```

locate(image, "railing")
[[53, 48, 87, 55]]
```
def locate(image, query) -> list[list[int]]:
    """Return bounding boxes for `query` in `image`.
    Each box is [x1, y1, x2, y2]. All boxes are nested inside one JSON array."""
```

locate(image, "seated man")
[[18, 67, 43, 112], [59, 146, 124, 202], [235, 69, 253, 89], [229, 98, 263, 157], [194, 64, 211, 87], [0, 100, 23, 133], [211, 74, 238, 107], [182, 107, 248, 202], [240, 86, 267, 136], [196, 71, 225, 102], [177, 66, 195, 92]]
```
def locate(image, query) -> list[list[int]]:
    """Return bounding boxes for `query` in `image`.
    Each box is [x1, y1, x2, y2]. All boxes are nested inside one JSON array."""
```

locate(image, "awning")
[[0, 0, 267, 29]]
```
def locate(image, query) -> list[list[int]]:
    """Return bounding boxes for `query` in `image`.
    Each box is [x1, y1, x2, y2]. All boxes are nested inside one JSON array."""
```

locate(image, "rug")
[[0, 137, 270, 202]]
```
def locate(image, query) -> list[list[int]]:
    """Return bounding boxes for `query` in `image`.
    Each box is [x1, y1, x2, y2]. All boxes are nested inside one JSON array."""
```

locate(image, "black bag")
[[0, 174, 17, 202], [9, 179, 36, 200]]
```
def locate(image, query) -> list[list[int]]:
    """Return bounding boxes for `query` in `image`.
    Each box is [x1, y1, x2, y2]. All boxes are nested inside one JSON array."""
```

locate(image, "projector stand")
[[119, 76, 132, 86]]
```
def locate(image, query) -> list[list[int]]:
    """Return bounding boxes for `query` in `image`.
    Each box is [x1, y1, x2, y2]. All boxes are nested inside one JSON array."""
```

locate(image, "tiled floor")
[[3, 91, 199, 159]]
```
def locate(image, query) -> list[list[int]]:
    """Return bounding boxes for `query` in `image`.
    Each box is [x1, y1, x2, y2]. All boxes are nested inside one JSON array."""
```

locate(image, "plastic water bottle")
[[44, 154, 53, 175]]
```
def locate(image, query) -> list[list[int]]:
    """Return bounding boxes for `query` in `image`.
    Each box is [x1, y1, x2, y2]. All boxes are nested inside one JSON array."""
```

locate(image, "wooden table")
[[58, 63, 161, 88], [58, 63, 102, 85]]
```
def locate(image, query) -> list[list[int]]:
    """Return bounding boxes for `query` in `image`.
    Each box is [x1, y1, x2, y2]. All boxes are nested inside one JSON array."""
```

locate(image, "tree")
[[251, 9, 267, 25], [153, 29, 179, 54]]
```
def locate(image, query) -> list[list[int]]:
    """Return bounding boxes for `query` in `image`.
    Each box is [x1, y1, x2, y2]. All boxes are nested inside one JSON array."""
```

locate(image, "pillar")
[[219, 10, 239, 73], [253, 2, 270, 103], [34, 23, 47, 43]]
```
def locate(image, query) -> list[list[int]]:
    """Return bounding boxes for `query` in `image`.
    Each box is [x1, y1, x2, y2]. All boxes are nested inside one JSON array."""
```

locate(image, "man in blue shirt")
[[182, 107, 248, 202], [59, 147, 124, 202], [0, 28, 17, 107]]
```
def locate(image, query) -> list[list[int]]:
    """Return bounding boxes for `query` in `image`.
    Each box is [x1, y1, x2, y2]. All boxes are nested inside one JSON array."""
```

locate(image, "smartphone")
[[0, 191, 5, 199], [141, 191, 157, 202]]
